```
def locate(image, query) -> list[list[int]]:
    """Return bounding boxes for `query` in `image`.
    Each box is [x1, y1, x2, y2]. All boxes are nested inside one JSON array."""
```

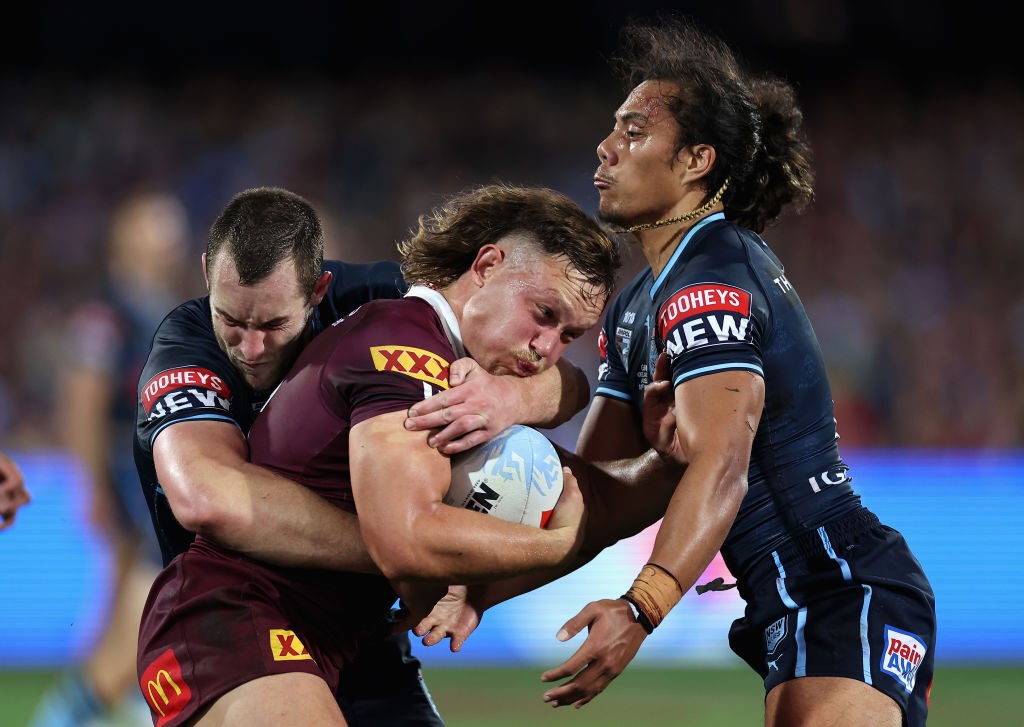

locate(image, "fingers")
[[447, 357, 480, 386], [654, 351, 671, 381]]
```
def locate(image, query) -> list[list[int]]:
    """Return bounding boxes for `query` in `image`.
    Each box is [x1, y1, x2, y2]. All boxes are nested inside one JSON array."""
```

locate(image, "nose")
[[237, 329, 266, 362], [597, 132, 616, 164], [532, 329, 562, 361]]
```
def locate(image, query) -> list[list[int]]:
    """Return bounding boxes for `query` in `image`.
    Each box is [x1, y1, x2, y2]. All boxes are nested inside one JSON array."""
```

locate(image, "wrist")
[[619, 594, 654, 634], [623, 562, 683, 632]]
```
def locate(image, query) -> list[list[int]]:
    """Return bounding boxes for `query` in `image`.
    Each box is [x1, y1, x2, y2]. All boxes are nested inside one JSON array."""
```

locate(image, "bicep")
[[674, 370, 764, 461], [152, 419, 248, 510], [349, 409, 449, 541]]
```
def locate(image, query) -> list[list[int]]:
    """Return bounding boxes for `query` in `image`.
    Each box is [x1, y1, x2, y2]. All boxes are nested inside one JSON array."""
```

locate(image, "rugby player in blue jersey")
[[408, 16, 936, 727], [133, 186, 596, 725]]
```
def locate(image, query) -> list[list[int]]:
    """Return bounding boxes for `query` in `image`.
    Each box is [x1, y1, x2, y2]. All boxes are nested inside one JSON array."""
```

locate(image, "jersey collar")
[[404, 285, 468, 360], [650, 212, 726, 300]]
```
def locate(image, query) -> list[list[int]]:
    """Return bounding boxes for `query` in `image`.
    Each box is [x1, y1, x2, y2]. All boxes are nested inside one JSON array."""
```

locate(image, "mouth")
[[514, 359, 540, 377], [236, 359, 267, 373], [593, 174, 612, 190]]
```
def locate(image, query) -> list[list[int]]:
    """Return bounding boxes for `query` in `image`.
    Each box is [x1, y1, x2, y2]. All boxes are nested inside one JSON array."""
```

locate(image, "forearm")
[[207, 462, 378, 572], [370, 505, 575, 584], [511, 358, 589, 428], [156, 422, 379, 573], [558, 446, 682, 555]]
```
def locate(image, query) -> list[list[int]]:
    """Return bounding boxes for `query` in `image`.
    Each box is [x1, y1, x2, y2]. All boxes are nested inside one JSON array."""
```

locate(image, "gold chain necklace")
[[625, 179, 730, 233]]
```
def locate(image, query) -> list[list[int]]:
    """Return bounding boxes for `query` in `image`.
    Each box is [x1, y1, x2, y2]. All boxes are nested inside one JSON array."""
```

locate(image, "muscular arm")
[[349, 409, 583, 584], [404, 357, 590, 454], [153, 420, 377, 572], [537, 370, 761, 707], [641, 369, 761, 596], [416, 403, 683, 621]]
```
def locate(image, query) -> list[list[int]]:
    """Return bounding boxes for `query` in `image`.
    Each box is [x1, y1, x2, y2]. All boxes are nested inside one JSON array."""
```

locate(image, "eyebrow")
[[213, 306, 288, 328], [544, 289, 595, 338], [617, 110, 649, 125]]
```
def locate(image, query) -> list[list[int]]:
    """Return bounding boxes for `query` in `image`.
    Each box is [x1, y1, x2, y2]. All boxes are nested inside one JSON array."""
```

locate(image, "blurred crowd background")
[[0, 0, 1021, 452]]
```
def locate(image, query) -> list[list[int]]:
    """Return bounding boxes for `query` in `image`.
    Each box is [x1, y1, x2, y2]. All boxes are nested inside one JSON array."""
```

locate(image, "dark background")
[[2, 0, 1015, 86], [1, 0, 1021, 449]]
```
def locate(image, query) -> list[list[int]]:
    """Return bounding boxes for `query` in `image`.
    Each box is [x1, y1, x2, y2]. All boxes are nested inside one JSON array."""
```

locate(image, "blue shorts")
[[728, 510, 936, 726]]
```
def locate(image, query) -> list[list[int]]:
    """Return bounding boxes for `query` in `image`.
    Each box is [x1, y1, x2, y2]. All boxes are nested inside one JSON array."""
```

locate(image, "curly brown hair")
[[398, 183, 621, 306]]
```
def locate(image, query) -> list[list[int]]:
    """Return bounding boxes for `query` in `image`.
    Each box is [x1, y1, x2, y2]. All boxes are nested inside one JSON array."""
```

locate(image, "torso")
[[596, 213, 864, 578]]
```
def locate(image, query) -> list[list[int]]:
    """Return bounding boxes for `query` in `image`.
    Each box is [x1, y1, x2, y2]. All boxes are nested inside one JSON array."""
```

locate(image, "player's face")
[[459, 243, 606, 377], [206, 252, 314, 392], [594, 80, 687, 227]]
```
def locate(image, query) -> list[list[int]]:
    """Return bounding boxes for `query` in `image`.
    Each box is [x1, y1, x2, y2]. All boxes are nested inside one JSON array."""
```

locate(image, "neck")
[[623, 180, 729, 278]]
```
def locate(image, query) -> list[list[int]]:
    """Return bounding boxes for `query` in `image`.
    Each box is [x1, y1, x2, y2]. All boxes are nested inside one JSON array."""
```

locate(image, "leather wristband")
[[623, 562, 683, 631], [619, 594, 654, 634]]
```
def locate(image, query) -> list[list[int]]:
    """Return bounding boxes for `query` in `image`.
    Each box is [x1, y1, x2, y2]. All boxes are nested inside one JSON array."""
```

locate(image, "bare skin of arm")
[[540, 369, 763, 708], [404, 357, 590, 454], [350, 409, 585, 586], [154, 420, 378, 572], [408, 398, 684, 648]]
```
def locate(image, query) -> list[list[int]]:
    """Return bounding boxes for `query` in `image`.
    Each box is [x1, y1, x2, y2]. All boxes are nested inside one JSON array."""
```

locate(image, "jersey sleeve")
[[135, 300, 249, 452], [326, 299, 454, 427], [656, 236, 767, 387], [320, 259, 408, 322], [593, 301, 633, 402]]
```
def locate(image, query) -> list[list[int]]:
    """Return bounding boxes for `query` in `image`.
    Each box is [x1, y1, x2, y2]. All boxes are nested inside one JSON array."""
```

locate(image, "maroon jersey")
[[245, 293, 455, 514], [137, 290, 456, 727]]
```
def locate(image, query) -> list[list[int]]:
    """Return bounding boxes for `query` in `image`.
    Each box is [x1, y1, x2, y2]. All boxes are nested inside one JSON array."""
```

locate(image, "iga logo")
[[881, 625, 926, 693]]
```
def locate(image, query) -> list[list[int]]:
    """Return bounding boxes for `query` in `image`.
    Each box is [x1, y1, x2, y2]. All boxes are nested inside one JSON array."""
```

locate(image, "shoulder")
[[324, 259, 406, 294], [143, 297, 235, 382]]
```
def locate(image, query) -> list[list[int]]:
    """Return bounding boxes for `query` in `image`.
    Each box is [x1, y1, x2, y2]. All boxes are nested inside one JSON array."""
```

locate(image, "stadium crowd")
[[0, 69, 1021, 450]]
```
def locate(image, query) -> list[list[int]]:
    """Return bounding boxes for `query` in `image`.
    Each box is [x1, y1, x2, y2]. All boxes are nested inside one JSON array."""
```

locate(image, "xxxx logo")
[[370, 346, 450, 389], [270, 629, 314, 662], [139, 648, 192, 727]]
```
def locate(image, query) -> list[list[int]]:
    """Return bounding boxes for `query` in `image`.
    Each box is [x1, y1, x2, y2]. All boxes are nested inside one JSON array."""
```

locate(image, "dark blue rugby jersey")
[[596, 213, 864, 578], [134, 259, 407, 566]]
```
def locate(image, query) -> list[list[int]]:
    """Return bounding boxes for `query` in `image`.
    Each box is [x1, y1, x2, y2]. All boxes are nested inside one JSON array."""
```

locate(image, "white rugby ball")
[[445, 424, 563, 528]]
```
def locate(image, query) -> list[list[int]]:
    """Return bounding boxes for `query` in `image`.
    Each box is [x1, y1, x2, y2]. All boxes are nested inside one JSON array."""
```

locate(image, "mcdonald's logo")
[[370, 346, 450, 389], [139, 648, 192, 726], [270, 628, 314, 661]]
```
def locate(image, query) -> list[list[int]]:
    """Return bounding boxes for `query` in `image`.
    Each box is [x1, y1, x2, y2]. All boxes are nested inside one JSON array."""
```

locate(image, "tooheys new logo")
[[657, 283, 752, 357], [142, 366, 232, 421]]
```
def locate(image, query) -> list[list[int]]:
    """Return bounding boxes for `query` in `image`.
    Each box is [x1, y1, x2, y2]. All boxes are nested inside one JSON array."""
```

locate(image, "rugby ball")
[[444, 424, 563, 528]]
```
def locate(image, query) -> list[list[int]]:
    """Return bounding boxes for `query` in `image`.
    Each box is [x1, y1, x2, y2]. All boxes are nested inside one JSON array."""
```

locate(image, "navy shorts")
[[728, 510, 936, 726]]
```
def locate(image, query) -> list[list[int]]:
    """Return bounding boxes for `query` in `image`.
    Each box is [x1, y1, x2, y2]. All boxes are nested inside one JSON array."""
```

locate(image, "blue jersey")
[[596, 213, 863, 579], [134, 259, 407, 566]]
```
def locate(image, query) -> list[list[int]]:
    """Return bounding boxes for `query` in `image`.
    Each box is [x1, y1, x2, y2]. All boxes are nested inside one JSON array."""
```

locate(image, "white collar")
[[404, 285, 467, 360]]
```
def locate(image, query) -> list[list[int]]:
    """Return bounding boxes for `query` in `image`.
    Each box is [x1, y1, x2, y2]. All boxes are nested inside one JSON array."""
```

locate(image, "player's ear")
[[310, 270, 332, 306], [678, 143, 716, 184], [470, 244, 504, 287], [201, 253, 210, 291]]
